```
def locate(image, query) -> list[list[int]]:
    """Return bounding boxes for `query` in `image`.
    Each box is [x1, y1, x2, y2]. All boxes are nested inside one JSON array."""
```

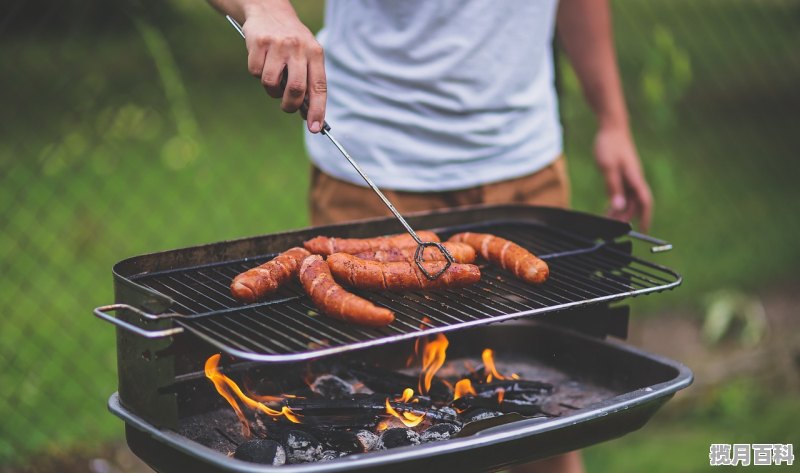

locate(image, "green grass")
[[1, 0, 798, 466]]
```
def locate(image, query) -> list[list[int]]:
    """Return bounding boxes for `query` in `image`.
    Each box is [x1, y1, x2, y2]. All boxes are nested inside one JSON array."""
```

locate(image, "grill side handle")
[[94, 304, 185, 338], [628, 231, 673, 253]]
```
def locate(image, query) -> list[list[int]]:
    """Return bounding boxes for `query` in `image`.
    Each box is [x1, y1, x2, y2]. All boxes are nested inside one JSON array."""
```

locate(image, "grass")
[[1, 0, 798, 467]]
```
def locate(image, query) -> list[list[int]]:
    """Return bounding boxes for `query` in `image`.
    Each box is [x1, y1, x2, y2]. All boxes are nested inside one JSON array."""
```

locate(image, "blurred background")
[[1, 0, 799, 471]]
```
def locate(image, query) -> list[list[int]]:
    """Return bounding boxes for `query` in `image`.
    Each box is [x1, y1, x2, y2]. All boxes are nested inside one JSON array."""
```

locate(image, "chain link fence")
[[1, 0, 798, 470]]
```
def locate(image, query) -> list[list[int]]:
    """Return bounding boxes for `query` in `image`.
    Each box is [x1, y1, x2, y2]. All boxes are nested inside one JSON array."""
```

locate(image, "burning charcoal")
[[356, 430, 380, 452], [436, 406, 458, 418], [420, 423, 461, 442], [283, 430, 324, 464], [285, 396, 458, 425], [473, 380, 553, 398], [311, 374, 356, 399], [347, 364, 451, 401], [460, 408, 502, 424], [377, 428, 421, 450], [234, 439, 286, 466]]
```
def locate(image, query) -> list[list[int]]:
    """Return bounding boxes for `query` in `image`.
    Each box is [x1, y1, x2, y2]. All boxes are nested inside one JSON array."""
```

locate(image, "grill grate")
[[130, 221, 680, 361]]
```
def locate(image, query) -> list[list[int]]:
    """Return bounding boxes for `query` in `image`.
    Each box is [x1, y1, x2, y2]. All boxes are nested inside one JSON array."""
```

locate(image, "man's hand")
[[594, 126, 652, 232], [210, 0, 327, 133]]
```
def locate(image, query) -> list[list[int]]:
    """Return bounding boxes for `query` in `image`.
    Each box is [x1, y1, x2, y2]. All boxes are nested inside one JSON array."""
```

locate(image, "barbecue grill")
[[95, 204, 692, 472]]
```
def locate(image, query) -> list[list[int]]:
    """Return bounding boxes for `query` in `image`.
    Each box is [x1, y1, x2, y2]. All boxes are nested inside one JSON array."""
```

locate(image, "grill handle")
[[94, 304, 185, 339], [628, 231, 673, 253]]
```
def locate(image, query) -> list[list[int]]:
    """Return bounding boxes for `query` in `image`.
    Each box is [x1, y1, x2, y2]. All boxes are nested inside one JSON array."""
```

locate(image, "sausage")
[[303, 231, 441, 256], [448, 232, 549, 284], [326, 253, 481, 291], [231, 247, 311, 303], [299, 255, 395, 327], [354, 242, 477, 264]]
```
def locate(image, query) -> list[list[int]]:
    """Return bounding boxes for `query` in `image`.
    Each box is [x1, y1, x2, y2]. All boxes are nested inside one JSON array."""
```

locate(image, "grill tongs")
[[227, 16, 454, 280]]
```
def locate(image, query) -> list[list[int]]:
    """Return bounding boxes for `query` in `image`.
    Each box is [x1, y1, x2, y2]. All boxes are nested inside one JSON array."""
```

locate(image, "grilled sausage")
[[231, 247, 311, 302], [354, 242, 477, 264], [326, 253, 481, 291], [448, 232, 549, 284], [303, 231, 441, 256], [299, 255, 395, 327]]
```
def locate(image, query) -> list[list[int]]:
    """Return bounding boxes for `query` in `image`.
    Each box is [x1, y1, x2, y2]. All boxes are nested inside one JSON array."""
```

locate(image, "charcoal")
[[283, 430, 324, 464], [311, 374, 356, 399], [234, 439, 286, 466], [460, 408, 502, 424], [377, 428, 421, 449], [474, 380, 553, 397], [285, 396, 458, 424], [420, 423, 461, 442], [347, 364, 451, 400], [452, 396, 545, 416], [310, 427, 363, 453], [320, 450, 346, 461], [356, 430, 380, 451]]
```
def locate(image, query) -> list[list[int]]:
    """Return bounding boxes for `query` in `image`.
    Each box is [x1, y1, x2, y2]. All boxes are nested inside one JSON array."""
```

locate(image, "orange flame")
[[205, 354, 251, 437], [204, 354, 302, 433], [418, 333, 449, 394], [395, 387, 415, 403], [384, 398, 426, 428], [406, 317, 432, 367], [497, 388, 505, 404], [482, 348, 508, 382], [453, 378, 476, 401]]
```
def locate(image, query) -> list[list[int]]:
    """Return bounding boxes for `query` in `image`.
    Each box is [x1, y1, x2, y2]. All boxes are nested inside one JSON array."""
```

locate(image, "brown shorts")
[[309, 155, 570, 226]]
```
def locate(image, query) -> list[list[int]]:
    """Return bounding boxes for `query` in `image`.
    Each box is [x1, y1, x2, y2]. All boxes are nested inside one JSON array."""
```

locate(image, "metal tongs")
[[226, 16, 454, 279]]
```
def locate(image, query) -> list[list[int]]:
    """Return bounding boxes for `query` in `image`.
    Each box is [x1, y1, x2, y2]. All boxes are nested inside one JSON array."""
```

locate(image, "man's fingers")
[[246, 39, 268, 79], [601, 163, 626, 220], [281, 57, 307, 113], [261, 46, 286, 99], [305, 49, 327, 133]]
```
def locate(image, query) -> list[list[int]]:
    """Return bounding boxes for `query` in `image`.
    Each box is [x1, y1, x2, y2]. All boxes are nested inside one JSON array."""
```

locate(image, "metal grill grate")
[[129, 221, 680, 361]]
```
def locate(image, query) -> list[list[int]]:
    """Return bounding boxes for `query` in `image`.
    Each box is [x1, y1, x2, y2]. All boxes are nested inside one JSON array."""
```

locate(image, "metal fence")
[[1, 0, 798, 470]]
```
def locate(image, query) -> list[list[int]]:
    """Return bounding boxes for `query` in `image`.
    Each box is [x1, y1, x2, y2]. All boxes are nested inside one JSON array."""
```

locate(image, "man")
[[209, 1, 652, 471]]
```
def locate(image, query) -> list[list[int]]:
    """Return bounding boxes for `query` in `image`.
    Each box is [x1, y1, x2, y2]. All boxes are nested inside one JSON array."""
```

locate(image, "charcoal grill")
[[95, 204, 692, 472]]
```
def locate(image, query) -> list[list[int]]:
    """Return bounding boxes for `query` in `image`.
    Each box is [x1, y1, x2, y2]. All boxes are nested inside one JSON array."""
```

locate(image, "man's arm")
[[207, 0, 327, 133], [557, 0, 652, 231]]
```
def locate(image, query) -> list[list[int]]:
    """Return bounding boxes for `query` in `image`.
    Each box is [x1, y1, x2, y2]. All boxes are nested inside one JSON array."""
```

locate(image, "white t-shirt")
[[304, 0, 562, 192]]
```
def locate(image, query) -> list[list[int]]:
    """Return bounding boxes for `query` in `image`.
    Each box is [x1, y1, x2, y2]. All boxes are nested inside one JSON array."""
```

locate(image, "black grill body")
[[99, 205, 691, 471]]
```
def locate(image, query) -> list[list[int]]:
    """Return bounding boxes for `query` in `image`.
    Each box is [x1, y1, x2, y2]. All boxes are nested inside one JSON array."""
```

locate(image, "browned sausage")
[[299, 255, 395, 327], [303, 231, 441, 256], [230, 247, 311, 303], [326, 253, 481, 291], [354, 242, 477, 264], [448, 232, 549, 284]]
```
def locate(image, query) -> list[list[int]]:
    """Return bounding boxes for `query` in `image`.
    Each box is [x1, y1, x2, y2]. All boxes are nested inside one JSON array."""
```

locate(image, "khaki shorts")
[[309, 155, 570, 226]]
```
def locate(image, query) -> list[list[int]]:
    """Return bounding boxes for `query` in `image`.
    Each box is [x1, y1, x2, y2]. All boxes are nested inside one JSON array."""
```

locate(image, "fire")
[[204, 354, 301, 437], [497, 388, 505, 404], [395, 387, 415, 403], [205, 354, 251, 437], [384, 398, 426, 428], [481, 348, 510, 382], [418, 333, 449, 394], [453, 378, 476, 401]]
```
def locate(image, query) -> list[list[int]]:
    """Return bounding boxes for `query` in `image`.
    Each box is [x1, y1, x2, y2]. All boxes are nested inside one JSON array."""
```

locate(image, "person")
[[209, 1, 653, 471]]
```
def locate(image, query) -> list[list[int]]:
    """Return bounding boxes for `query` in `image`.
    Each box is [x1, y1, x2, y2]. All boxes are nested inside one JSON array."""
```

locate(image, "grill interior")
[[127, 220, 680, 362]]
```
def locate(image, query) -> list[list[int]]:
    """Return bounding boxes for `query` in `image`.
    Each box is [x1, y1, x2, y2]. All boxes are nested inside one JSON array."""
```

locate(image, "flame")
[[384, 398, 426, 428], [376, 420, 390, 432], [418, 333, 449, 394], [395, 387, 415, 403], [497, 388, 505, 404], [453, 378, 476, 401], [204, 354, 302, 434], [482, 348, 508, 382], [407, 317, 432, 367], [205, 354, 251, 437]]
